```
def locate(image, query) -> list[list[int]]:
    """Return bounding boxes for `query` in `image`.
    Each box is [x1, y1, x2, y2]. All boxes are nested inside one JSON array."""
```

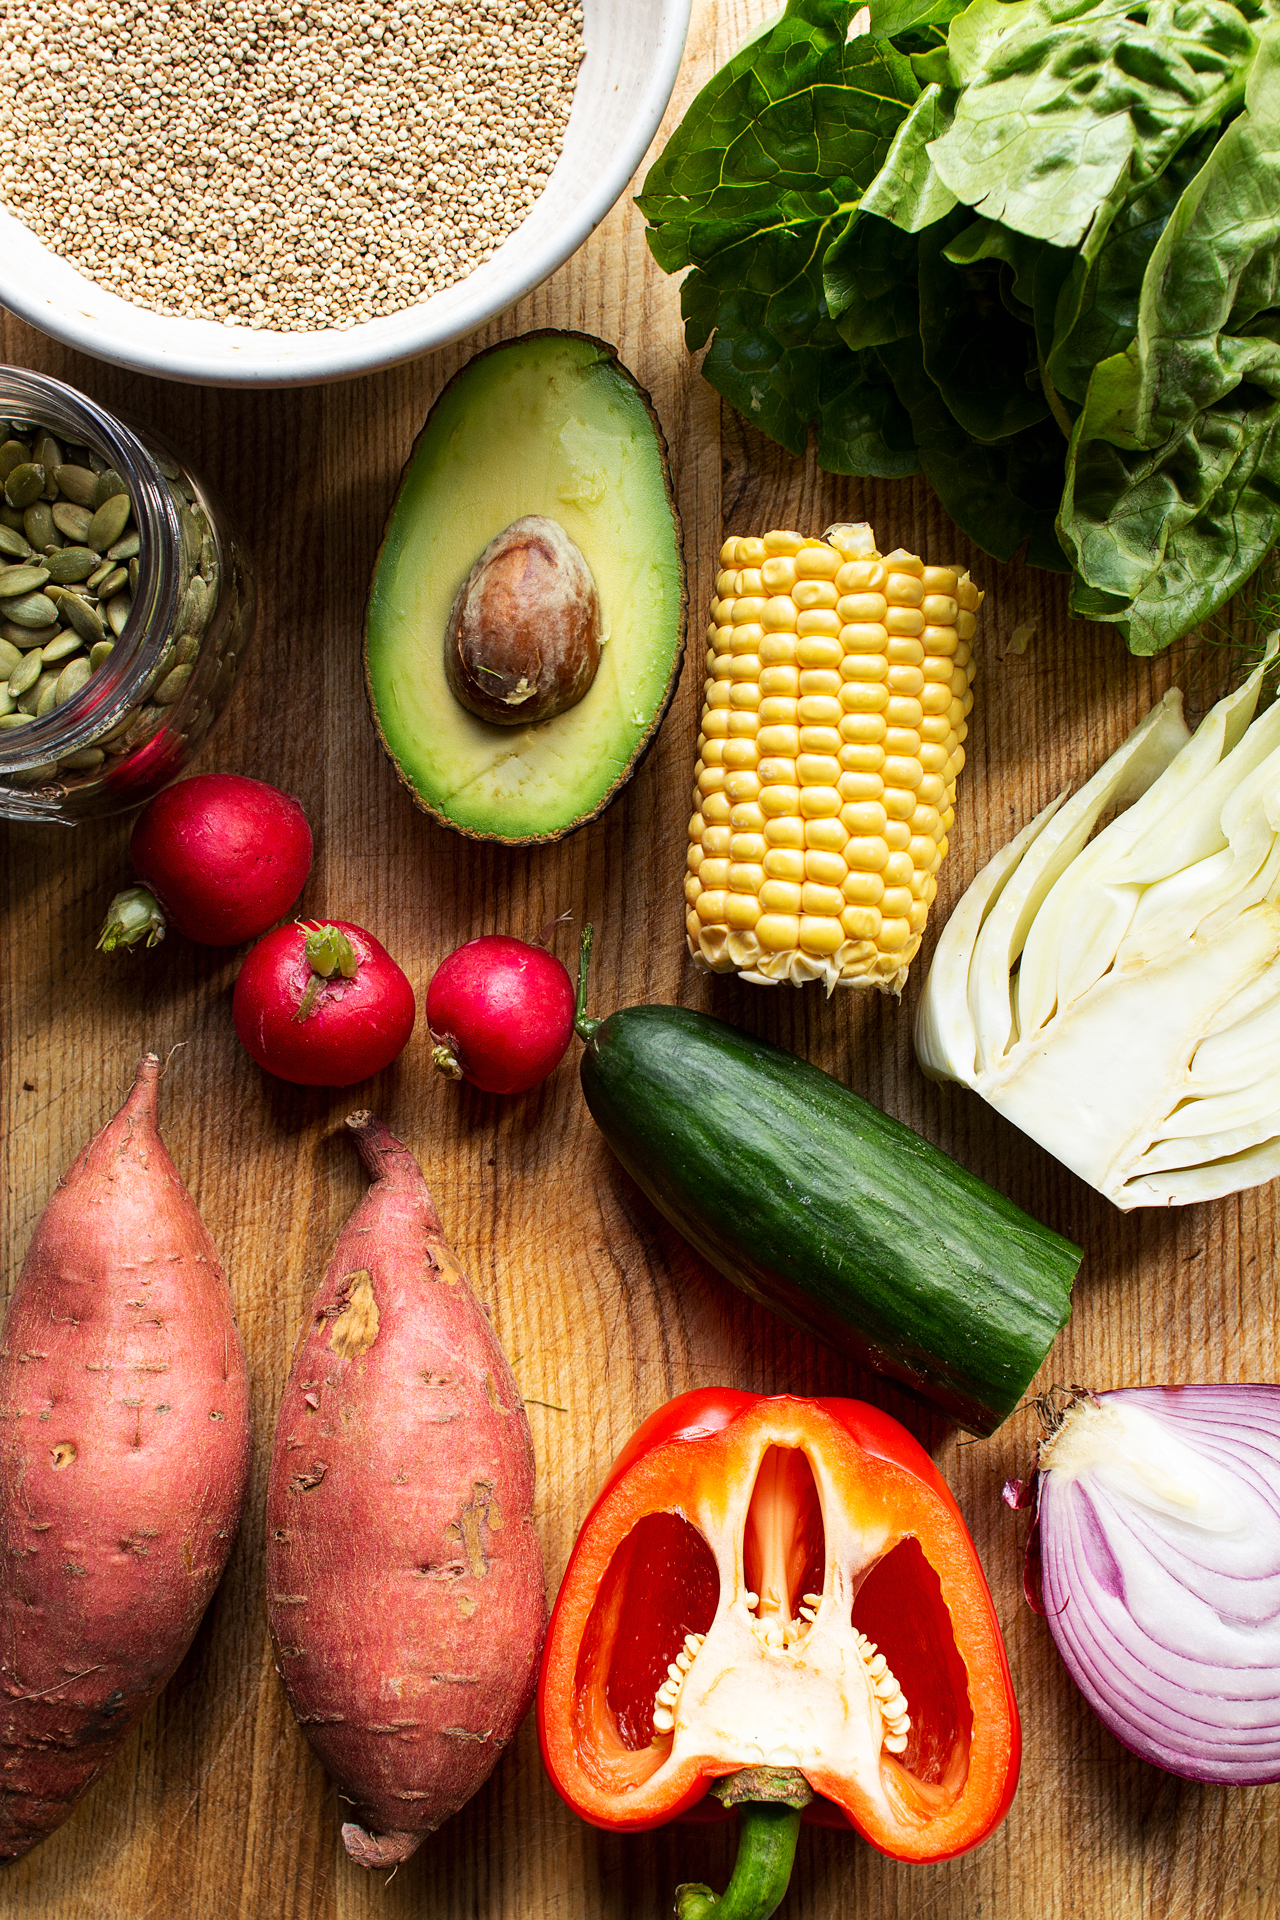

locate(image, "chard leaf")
[[877, 337, 1069, 563], [930, 0, 1260, 252], [918, 211, 1050, 441], [1060, 24, 1280, 651], [816, 349, 923, 474], [1046, 132, 1221, 408], [850, 81, 958, 233], [825, 208, 921, 348], [943, 220, 1077, 427], [638, 0, 919, 461], [869, 0, 968, 34]]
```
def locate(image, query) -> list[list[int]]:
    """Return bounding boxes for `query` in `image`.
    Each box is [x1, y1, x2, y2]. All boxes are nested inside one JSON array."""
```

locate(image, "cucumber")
[[576, 946, 1080, 1436]]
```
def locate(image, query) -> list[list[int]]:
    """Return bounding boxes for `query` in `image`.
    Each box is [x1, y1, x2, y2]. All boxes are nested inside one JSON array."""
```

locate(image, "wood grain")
[[2, 2, 1279, 1914]]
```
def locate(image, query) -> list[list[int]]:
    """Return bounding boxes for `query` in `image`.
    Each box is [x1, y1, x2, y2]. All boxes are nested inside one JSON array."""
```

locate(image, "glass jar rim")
[[0, 365, 181, 772]]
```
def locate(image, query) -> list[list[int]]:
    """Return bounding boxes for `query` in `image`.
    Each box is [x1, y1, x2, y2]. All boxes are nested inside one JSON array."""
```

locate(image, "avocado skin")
[[363, 330, 687, 846]]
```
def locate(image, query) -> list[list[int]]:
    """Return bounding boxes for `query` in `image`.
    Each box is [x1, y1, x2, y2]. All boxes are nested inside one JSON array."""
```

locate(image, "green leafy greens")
[[639, 0, 1280, 653]]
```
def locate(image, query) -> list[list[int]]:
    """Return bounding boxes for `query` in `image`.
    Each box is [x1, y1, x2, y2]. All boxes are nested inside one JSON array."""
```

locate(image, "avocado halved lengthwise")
[[363, 331, 687, 845]]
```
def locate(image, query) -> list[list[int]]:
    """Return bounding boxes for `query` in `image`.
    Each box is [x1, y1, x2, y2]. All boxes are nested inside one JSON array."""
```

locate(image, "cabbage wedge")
[[916, 643, 1280, 1208]]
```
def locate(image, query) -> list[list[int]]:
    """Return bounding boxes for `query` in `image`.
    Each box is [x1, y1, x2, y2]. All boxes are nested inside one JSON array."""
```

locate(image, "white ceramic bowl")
[[0, 0, 691, 388]]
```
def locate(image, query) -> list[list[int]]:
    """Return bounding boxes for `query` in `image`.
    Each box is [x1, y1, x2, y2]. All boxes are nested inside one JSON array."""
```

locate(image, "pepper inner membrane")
[[742, 1445, 826, 1627], [574, 1511, 720, 1769], [852, 1537, 974, 1789]]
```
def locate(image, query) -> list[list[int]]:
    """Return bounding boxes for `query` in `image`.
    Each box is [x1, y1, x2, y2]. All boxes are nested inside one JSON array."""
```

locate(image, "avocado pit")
[[444, 514, 602, 727]]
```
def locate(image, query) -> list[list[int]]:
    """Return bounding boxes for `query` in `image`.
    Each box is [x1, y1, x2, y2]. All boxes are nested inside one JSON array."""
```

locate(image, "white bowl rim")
[[0, 0, 693, 389]]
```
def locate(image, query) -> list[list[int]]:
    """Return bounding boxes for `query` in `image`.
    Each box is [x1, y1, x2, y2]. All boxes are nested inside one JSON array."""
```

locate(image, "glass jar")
[[0, 367, 255, 822]]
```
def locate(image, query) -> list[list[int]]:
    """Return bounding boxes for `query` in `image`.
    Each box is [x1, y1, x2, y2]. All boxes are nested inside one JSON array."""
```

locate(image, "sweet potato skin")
[[265, 1112, 547, 1868], [0, 1056, 252, 1863]]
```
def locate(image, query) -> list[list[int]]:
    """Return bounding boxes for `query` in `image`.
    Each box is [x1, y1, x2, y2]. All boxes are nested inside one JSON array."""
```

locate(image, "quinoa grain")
[[0, 0, 584, 332]]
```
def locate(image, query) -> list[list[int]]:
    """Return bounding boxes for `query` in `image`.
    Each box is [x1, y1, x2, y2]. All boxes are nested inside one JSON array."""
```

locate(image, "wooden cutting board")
[[2, 3, 1278, 1914]]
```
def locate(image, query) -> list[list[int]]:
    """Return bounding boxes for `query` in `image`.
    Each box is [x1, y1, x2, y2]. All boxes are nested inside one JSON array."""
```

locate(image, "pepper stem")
[[294, 923, 359, 1024], [97, 884, 166, 954], [675, 1770, 812, 1920], [573, 921, 601, 1043]]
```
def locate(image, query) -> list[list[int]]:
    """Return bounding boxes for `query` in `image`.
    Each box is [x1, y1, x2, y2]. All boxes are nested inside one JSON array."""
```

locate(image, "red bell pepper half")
[[538, 1390, 1019, 1920]]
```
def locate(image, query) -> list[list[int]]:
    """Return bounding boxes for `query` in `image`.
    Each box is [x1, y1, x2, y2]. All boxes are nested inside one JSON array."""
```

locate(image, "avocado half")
[[363, 331, 687, 844]]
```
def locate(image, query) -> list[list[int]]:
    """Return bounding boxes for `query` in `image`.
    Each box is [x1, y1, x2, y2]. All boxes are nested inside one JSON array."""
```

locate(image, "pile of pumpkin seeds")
[[0, 428, 145, 759], [0, 417, 237, 798]]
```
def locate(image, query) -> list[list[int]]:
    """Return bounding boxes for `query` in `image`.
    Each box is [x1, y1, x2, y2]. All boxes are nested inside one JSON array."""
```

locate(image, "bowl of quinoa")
[[0, 0, 691, 385]]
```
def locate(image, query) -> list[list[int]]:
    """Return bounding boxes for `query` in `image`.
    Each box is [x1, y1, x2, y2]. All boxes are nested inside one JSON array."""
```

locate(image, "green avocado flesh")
[[364, 333, 685, 842]]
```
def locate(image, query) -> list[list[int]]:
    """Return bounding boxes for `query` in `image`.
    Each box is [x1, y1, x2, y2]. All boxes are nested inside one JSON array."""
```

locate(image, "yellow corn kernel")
[[726, 895, 762, 931], [799, 915, 844, 955], [802, 882, 845, 917], [757, 913, 801, 953], [761, 879, 803, 914], [843, 871, 884, 906], [764, 849, 805, 883], [805, 817, 848, 851], [685, 522, 981, 991]]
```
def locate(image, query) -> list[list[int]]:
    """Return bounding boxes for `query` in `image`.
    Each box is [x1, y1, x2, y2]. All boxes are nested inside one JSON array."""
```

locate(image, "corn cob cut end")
[[684, 522, 980, 995]]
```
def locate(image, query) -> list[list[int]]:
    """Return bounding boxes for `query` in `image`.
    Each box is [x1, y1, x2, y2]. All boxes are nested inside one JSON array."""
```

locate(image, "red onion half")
[[1031, 1385, 1280, 1783]]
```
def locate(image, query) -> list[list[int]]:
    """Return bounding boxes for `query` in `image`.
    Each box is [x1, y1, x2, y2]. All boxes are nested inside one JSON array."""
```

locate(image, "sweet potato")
[[266, 1112, 547, 1868], [0, 1055, 251, 1863]]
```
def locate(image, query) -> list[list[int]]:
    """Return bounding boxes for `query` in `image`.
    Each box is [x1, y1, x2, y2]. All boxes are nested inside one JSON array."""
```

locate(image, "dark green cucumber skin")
[[579, 1006, 1080, 1437]]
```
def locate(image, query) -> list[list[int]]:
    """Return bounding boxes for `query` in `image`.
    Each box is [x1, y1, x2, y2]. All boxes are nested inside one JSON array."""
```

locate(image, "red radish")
[[0, 1056, 252, 1862], [426, 934, 576, 1095], [234, 918, 415, 1087], [98, 773, 313, 952], [266, 1112, 547, 1868]]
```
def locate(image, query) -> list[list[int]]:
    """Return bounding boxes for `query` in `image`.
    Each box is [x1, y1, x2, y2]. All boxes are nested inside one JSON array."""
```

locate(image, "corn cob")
[[685, 522, 980, 994]]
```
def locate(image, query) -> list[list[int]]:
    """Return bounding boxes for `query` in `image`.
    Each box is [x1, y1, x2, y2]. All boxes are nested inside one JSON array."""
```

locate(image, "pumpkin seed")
[[0, 441, 30, 482], [95, 708, 137, 744], [53, 464, 99, 508], [87, 494, 131, 551], [177, 576, 209, 634], [2, 620, 57, 649], [35, 674, 59, 718], [153, 662, 193, 705], [88, 639, 115, 671], [4, 464, 47, 511], [105, 593, 132, 636], [0, 564, 51, 598], [0, 686, 13, 717], [0, 638, 21, 676], [51, 501, 94, 543], [8, 649, 43, 696], [180, 505, 203, 569], [121, 704, 163, 750], [54, 656, 92, 705], [128, 557, 139, 592], [93, 469, 128, 509], [24, 497, 56, 545], [33, 434, 63, 475], [0, 526, 31, 560], [5, 591, 60, 629], [41, 629, 84, 665], [176, 631, 202, 666], [96, 566, 129, 599], [59, 746, 105, 772], [0, 713, 34, 731], [60, 592, 106, 643], [45, 546, 101, 585], [106, 530, 140, 561]]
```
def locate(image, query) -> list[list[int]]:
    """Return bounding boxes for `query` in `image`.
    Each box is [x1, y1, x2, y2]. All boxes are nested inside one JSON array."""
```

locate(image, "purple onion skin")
[[1035, 1385, 1280, 1785]]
